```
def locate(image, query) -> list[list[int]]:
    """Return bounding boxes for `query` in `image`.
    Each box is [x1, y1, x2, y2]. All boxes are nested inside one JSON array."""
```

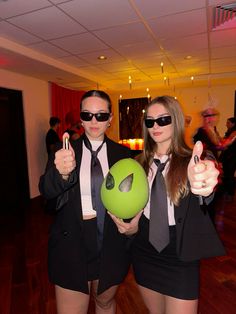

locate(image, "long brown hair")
[[136, 96, 192, 205]]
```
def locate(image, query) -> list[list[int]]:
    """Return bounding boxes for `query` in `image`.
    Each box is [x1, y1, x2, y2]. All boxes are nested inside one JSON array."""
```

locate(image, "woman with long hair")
[[132, 96, 225, 314], [111, 96, 225, 314]]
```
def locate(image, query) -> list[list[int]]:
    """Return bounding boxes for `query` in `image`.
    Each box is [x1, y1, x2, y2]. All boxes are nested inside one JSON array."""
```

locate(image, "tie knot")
[[154, 159, 161, 167], [154, 158, 168, 173]]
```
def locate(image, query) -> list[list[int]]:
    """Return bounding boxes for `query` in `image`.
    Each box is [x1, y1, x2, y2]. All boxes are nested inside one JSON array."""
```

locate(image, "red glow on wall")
[[0, 57, 9, 66]]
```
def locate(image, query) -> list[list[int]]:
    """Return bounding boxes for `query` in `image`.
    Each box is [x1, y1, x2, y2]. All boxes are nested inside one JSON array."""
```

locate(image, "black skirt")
[[132, 215, 200, 300], [82, 218, 100, 281]]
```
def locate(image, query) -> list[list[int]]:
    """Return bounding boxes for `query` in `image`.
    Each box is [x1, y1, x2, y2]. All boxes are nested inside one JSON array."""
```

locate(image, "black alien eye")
[[105, 172, 114, 190], [119, 174, 133, 192]]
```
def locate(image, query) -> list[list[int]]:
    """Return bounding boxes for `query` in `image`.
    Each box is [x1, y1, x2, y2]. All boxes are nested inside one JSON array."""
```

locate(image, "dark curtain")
[[119, 97, 149, 139], [51, 82, 85, 138]]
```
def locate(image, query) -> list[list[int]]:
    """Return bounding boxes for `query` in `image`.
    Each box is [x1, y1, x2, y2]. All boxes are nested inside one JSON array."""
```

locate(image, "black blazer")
[[174, 193, 225, 261], [39, 135, 132, 294]]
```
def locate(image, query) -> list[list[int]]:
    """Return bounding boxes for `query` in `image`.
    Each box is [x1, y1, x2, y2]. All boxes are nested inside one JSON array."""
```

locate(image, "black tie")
[[83, 135, 105, 252], [149, 158, 169, 252]]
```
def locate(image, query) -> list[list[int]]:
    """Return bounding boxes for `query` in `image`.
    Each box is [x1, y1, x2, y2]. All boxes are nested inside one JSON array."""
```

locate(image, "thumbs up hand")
[[187, 141, 219, 197]]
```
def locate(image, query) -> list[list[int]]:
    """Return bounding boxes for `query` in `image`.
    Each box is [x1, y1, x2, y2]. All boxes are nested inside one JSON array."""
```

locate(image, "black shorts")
[[132, 215, 200, 300]]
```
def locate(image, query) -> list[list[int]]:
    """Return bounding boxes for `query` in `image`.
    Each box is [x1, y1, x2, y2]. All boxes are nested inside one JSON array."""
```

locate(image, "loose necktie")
[[149, 158, 169, 252], [83, 135, 105, 252]]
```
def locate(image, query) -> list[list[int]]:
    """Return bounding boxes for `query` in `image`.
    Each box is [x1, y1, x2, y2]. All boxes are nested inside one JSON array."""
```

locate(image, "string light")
[[191, 76, 194, 85], [160, 62, 164, 73], [128, 75, 132, 89], [146, 88, 151, 101]]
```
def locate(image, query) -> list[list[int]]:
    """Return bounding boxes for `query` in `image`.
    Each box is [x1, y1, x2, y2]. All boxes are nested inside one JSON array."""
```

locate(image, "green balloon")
[[101, 158, 149, 219]]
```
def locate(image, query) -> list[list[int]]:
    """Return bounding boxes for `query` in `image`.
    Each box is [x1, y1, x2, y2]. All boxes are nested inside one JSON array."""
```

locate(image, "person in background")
[[39, 90, 140, 314], [218, 117, 236, 201], [46, 116, 61, 156], [65, 110, 82, 141], [193, 108, 222, 222], [110, 96, 225, 314], [193, 108, 221, 160]]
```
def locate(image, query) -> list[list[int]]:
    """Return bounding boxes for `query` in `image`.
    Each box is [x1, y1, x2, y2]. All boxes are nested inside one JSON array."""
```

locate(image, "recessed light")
[[98, 55, 107, 60], [185, 55, 192, 60]]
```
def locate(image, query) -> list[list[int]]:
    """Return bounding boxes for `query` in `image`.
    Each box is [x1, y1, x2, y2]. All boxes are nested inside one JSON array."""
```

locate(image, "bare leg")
[[137, 284, 165, 314], [137, 284, 198, 314], [55, 284, 91, 314], [91, 280, 118, 314], [165, 295, 198, 314]]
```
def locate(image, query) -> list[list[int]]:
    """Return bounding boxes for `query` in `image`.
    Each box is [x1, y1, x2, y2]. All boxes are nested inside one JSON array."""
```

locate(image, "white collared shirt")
[[143, 155, 176, 226], [80, 140, 109, 216]]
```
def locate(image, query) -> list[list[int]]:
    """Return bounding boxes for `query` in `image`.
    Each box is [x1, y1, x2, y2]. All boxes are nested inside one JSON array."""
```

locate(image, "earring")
[[108, 123, 111, 127]]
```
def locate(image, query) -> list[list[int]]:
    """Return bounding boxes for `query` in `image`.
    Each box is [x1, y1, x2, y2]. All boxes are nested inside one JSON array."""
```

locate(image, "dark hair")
[[49, 116, 61, 127], [228, 117, 236, 125], [80, 90, 112, 112], [137, 95, 192, 205]]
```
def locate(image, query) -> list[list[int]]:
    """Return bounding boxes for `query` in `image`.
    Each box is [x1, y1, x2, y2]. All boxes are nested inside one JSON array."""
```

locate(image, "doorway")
[[0, 87, 30, 210]]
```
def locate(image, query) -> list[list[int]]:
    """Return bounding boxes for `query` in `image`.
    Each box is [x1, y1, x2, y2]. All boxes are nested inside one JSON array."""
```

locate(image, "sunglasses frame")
[[80, 111, 111, 122], [145, 115, 172, 128]]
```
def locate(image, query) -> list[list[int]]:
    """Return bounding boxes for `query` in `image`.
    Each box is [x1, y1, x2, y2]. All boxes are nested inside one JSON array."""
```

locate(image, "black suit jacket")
[[39, 135, 132, 294], [174, 193, 225, 261]]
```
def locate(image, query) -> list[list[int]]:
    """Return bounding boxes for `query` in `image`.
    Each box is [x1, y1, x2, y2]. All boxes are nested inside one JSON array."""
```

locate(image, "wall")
[[109, 84, 235, 147], [0, 69, 50, 198]]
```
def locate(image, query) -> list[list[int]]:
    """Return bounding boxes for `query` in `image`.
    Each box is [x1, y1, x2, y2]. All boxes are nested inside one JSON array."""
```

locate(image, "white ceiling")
[[0, 0, 236, 92]]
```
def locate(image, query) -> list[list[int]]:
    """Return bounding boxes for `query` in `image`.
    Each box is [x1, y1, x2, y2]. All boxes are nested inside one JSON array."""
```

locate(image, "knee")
[[94, 294, 115, 310]]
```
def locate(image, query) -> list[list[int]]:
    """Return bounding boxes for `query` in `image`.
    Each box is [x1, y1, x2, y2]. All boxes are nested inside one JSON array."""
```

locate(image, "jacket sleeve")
[[38, 143, 79, 210]]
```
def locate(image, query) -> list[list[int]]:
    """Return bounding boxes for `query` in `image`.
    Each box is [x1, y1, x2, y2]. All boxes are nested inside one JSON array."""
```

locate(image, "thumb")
[[190, 141, 203, 166], [62, 132, 73, 151]]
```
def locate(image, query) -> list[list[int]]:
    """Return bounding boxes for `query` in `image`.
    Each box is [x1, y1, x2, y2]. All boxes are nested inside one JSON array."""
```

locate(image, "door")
[[0, 87, 30, 210]]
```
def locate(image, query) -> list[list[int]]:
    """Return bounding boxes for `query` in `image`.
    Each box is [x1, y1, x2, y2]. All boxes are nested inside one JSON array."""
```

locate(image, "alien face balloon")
[[101, 158, 149, 219]]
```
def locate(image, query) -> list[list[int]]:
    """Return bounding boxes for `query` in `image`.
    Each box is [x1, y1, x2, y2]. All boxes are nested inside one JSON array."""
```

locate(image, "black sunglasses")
[[80, 111, 110, 122], [145, 115, 172, 128]]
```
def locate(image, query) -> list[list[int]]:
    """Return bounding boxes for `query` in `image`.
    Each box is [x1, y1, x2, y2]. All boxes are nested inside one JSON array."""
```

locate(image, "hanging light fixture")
[[191, 76, 194, 85], [146, 88, 151, 101], [160, 62, 164, 73], [128, 75, 132, 89]]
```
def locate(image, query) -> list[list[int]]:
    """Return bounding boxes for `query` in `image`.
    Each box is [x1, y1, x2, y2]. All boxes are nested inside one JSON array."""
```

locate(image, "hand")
[[108, 210, 143, 236], [187, 141, 219, 197], [54, 133, 76, 177]]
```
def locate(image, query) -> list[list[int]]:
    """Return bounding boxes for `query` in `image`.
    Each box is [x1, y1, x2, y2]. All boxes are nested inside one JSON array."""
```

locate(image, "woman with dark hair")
[[39, 90, 140, 314], [121, 96, 224, 314]]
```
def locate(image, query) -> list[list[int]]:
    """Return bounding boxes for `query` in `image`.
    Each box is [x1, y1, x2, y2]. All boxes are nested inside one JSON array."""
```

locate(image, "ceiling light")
[[128, 76, 132, 89], [185, 55, 192, 60], [160, 62, 164, 73], [98, 55, 107, 60]]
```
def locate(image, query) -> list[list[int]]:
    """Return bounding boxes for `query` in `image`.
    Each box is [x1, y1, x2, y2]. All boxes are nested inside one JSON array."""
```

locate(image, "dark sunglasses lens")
[[80, 112, 92, 121], [95, 113, 110, 121], [157, 116, 172, 126], [145, 119, 154, 128], [145, 116, 172, 128]]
